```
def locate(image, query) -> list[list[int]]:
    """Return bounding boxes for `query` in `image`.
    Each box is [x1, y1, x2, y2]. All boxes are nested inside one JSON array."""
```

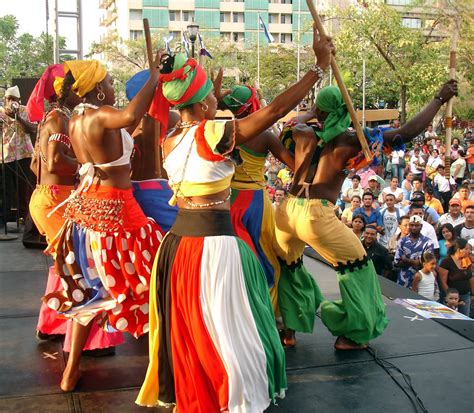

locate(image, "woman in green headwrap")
[[137, 27, 335, 412]]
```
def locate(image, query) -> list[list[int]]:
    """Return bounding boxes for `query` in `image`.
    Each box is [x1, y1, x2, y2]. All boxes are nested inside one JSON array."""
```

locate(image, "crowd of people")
[[0, 24, 471, 412]]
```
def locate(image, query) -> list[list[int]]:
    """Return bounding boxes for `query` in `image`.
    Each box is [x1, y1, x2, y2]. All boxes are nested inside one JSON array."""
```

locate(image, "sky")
[[0, 0, 101, 56]]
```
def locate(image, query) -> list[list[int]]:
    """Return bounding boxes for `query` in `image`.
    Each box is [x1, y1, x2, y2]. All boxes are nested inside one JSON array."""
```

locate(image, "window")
[[221, 32, 231, 40], [271, 33, 279, 42], [269, 13, 278, 24], [130, 30, 143, 40], [220, 12, 231, 23], [169, 10, 177, 21], [402, 17, 421, 28], [233, 12, 244, 23], [281, 33, 292, 43], [129, 9, 142, 20], [183, 11, 194, 21], [233, 32, 244, 42], [281, 14, 292, 24], [281, 0, 292, 4]]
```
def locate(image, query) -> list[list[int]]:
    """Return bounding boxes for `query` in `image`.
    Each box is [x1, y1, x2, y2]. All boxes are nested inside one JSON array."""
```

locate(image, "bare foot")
[[279, 329, 296, 348], [334, 336, 368, 351], [60, 368, 81, 392]]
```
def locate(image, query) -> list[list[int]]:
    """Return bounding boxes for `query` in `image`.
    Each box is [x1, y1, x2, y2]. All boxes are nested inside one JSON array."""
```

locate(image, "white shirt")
[[433, 174, 455, 193], [391, 149, 405, 165], [379, 207, 401, 248], [410, 155, 425, 174], [426, 156, 443, 171], [382, 186, 405, 207], [438, 213, 465, 227]]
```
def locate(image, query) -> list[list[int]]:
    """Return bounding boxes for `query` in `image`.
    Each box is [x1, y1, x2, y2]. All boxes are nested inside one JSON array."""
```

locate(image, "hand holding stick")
[[306, 0, 372, 162]]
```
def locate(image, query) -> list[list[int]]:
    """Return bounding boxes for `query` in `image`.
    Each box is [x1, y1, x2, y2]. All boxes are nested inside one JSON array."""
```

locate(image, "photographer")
[[0, 86, 37, 222]]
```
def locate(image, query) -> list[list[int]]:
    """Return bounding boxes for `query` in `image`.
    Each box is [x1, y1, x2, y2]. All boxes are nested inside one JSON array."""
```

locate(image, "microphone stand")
[[0, 115, 18, 240]]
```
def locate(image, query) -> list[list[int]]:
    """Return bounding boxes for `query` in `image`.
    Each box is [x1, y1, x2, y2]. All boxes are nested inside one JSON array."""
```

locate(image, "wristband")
[[309, 64, 325, 87], [434, 95, 445, 104]]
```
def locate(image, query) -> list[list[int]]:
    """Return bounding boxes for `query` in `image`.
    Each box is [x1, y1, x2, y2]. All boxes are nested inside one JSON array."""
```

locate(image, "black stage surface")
[[0, 233, 473, 412]]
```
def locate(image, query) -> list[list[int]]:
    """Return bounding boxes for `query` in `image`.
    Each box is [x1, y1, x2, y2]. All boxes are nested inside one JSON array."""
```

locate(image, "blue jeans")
[[391, 164, 404, 183], [458, 293, 472, 317]]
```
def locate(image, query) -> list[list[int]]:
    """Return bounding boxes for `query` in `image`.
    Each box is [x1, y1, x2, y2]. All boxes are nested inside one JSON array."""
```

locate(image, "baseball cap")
[[368, 176, 378, 181], [449, 198, 461, 206], [409, 215, 423, 224], [410, 191, 425, 202]]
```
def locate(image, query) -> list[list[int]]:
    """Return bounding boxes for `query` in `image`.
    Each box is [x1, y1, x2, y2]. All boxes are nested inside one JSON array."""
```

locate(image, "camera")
[[10, 101, 19, 112]]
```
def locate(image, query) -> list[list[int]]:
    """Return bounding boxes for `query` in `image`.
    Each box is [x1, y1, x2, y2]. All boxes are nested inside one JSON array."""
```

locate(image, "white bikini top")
[[95, 129, 134, 168]]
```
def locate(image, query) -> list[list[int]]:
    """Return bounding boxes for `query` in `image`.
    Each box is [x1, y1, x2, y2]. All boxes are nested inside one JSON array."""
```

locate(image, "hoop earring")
[[97, 91, 106, 102], [201, 103, 209, 112]]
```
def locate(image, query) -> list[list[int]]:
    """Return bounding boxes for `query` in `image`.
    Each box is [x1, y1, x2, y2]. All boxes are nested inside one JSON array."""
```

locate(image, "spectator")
[[444, 288, 464, 312], [411, 177, 424, 195], [362, 226, 392, 278], [435, 138, 445, 156], [403, 191, 440, 225], [439, 223, 457, 264], [341, 195, 361, 226], [409, 148, 425, 181], [425, 149, 443, 183], [365, 176, 381, 200], [450, 149, 467, 187], [438, 238, 472, 317], [424, 188, 444, 216], [379, 194, 401, 248], [351, 214, 366, 240], [390, 148, 405, 183], [439, 199, 465, 229], [277, 165, 292, 187], [388, 215, 410, 256], [394, 215, 435, 288], [341, 174, 364, 210], [454, 205, 474, 247], [273, 187, 286, 207], [433, 165, 455, 212], [450, 138, 462, 161], [454, 184, 474, 213], [412, 252, 438, 301], [401, 172, 414, 204], [265, 155, 281, 187], [409, 204, 439, 253], [466, 139, 474, 179], [394, 215, 434, 288], [381, 177, 404, 206], [424, 124, 437, 143], [353, 192, 383, 232], [0, 85, 37, 222]]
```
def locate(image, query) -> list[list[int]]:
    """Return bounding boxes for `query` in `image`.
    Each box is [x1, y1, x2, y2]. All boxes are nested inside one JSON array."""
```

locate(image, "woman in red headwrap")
[[28, 64, 124, 356], [137, 26, 334, 412], [42, 52, 165, 392]]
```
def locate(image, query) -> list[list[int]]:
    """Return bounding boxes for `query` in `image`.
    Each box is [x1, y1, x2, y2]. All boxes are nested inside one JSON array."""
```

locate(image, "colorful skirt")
[[137, 209, 286, 412], [230, 188, 281, 312], [44, 184, 163, 338]]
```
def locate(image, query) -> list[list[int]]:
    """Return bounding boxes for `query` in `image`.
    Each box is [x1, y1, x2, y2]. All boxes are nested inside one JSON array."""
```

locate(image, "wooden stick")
[[305, 0, 372, 162], [255, 83, 281, 137], [444, 17, 460, 176], [143, 18, 163, 178]]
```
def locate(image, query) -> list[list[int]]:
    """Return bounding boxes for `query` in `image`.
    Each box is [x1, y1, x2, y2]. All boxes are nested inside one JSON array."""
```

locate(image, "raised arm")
[[229, 26, 334, 145], [383, 80, 458, 146]]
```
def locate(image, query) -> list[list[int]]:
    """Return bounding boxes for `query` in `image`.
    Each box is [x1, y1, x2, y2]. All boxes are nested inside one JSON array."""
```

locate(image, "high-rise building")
[[99, 0, 345, 46]]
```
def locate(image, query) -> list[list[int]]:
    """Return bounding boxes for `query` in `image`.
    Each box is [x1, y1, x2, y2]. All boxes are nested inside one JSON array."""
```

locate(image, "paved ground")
[[0, 226, 473, 412]]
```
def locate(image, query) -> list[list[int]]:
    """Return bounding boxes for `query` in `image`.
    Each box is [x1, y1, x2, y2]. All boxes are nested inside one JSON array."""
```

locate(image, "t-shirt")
[[450, 158, 466, 178], [467, 146, 474, 165], [277, 168, 291, 185], [379, 207, 401, 248], [341, 207, 355, 223], [353, 207, 383, 228], [433, 174, 455, 193], [439, 256, 472, 295], [425, 156, 443, 179], [438, 213, 465, 228], [425, 198, 444, 215], [363, 241, 392, 276], [409, 155, 425, 174], [454, 223, 474, 246], [342, 186, 364, 209], [391, 149, 405, 165], [382, 186, 404, 207]]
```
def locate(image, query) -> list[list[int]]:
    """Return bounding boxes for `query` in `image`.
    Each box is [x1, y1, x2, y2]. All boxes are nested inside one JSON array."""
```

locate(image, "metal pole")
[[257, 12, 260, 86], [296, 0, 301, 114], [54, 0, 59, 63], [191, 41, 195, 59], [362, 58, 366, 128], [0, 119, 17, 240], [77, 0, 83, 59]]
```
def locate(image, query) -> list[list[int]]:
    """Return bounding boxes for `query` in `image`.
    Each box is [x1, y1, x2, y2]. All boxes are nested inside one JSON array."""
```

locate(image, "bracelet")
[[434, 95, 444, 104], [48, 133, 72, 149], [309, 64, 325, 86]]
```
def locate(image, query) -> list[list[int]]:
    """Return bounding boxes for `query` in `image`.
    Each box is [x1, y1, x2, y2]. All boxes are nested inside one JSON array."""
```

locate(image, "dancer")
[[28, 65, 123, 353], [216, 79, 294, 312], [137, 26, 334, 411], [43, 56, 165, 391], [275, 80, 458, 350]]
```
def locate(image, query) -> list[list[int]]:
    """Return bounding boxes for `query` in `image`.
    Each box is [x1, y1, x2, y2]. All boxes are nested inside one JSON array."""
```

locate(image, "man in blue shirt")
[[353, 191, 383, 232], [402, 191, 439, 224]]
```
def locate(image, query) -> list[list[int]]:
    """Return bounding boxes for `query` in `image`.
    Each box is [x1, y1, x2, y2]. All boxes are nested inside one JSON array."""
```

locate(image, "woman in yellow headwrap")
[[42, 53, 166, 391], [136, 27, 334, 412]]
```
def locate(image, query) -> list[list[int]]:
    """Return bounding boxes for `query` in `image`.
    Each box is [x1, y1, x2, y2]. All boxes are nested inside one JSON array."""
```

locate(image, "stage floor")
[[0, 234, 472, 412]]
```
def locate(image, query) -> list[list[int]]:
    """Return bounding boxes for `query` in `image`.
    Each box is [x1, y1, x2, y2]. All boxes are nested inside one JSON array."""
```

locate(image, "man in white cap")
[[394, 214, 434, 288], [0, 85, 37, 222]]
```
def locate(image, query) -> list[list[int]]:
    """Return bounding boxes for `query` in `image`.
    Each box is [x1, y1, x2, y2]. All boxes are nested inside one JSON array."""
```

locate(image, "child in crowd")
[[411, 252, 438, 301], [444, 288, 464, 312]]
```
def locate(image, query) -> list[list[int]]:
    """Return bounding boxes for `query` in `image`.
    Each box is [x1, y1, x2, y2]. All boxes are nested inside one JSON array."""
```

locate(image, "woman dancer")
[[43, 55, 165, 391], [28, 64, 123, 354], [137, 27, 334, 411]]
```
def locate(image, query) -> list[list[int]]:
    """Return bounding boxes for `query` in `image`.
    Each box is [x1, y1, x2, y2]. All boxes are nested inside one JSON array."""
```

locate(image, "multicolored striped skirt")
[[44, 184, 163, 338], [230, 188, 281, 312], [137, 209, 286, 412]]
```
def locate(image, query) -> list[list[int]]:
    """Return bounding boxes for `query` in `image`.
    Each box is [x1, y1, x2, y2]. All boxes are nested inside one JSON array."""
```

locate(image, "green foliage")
[[0, 15, 67, 85]]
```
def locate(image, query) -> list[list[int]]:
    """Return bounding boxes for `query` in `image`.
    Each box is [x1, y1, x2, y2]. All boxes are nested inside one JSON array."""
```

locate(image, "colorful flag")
[[259, 16, 274, 43], [198, 33, 213, 59], [181, 31, 190, 57], [164, 34, 174, 55]]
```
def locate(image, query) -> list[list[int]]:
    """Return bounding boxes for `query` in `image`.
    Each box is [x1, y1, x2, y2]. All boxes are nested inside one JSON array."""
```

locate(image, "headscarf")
[[315, 86, 351, 144], [26, 64, 64, 122], [62, 60, 107, 97], [148, 53, 213, 141], [5, 86, 20, 98], [222, 85, 261, 116]]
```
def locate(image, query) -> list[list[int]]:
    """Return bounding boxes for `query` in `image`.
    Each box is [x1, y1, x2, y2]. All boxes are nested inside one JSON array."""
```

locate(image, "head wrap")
[[222, 85, 261, 116], [148, 53, 213, 142], [125, 69, 149, 101], [5, 86, 20, 99], [315, 86, 351, 144], [26, 64, 64, 122], [62, 60, 107, 97]]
